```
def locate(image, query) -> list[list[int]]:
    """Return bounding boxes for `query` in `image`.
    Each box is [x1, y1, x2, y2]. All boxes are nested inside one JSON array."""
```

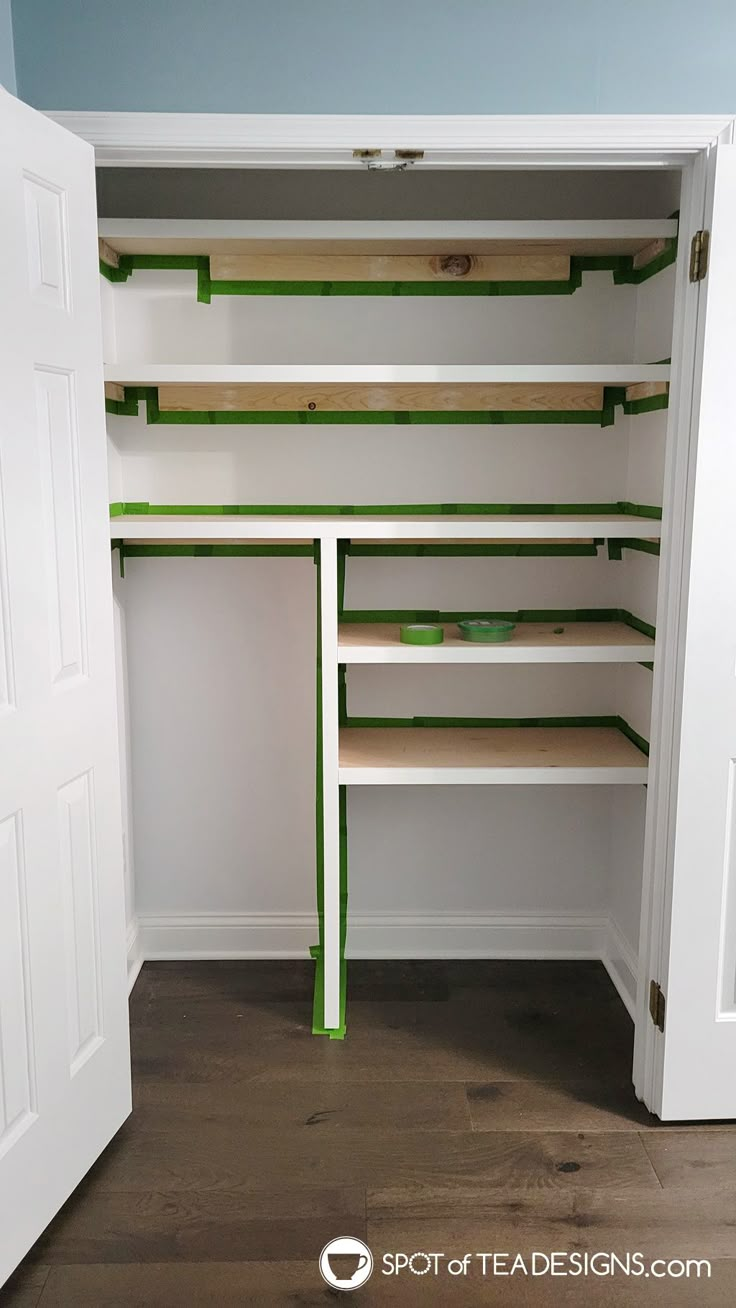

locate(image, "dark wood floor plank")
[[0, 1264, 50, 1307], [641, 1130, 736, 1189], [5, 962, 736, 1307], [26, 1188, 366, 1265], [136, 959, 451, 1004], [133, 1078, 471, 1132], [368, 1187, 736, 1257], [466, 1079, 656, 1132], [36, 1259, 736, 1307], [80, 1120, 660, 1195]]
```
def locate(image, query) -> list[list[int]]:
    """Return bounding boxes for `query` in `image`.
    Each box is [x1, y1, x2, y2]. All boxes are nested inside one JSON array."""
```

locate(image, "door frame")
[[47, 109, 736, 1113]]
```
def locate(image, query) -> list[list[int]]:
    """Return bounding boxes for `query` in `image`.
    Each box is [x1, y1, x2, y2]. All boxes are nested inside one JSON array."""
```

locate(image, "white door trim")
[[44, 111, 735, 169]]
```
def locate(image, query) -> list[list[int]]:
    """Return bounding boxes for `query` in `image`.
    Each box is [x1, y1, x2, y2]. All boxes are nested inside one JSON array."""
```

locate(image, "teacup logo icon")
[[319, 1236, 373, 1291]]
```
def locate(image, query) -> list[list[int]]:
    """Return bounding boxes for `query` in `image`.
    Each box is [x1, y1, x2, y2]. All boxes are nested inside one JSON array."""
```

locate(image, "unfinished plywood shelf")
[[338, 726, 649, 785], [338, 621, 654, 664], [104, 364, 670, 420], [98, 218, 678, 299], [98, 218, 677, 254]]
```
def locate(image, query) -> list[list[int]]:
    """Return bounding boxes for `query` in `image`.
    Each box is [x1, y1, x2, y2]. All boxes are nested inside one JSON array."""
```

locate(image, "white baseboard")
[[136, 910, 610, 962], [602, 916, 639, 1019], [126, 918, 143, 993]]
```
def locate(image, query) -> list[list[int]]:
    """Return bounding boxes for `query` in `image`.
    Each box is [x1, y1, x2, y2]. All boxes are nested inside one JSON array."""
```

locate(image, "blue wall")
[[0, 0, 15, 93], [10, 0, 736, 114]]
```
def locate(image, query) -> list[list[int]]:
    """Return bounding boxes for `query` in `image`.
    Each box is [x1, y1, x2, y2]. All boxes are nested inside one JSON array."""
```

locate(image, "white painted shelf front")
[[98, 217, 679, 254], [339, 726, 649, 785], [109, 515, 663, 541], [104, 363, 671, 385], [338, 621, 655, 664]]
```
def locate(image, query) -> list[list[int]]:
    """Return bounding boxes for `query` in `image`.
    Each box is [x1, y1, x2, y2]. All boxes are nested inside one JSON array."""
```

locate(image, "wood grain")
[[339, 726, 648, 771], [8, 962, 736, 1306], [132, 1079, 471, 1132], [98, 238, 119, 269], [466, 1079, 655, 1132], [209, 251, 571, 283], [157, 382, 606, 414], [102, 235, 670, 257], [625, 380, 669, 403], [632, 237, 668, 269], [368, 1188, 736, 1257], [338, 621, 654, 652], [641, 1130, 736, 1189], [103, 381, 125, 403]]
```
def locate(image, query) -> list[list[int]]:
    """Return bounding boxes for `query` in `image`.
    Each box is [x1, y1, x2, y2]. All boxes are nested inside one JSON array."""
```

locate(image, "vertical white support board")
[[320, 539, 341, 1029]]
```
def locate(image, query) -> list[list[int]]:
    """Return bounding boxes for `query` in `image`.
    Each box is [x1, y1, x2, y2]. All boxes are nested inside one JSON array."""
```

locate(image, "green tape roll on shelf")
[[457, 618, 517, 643], [400, 623, 445, 645]]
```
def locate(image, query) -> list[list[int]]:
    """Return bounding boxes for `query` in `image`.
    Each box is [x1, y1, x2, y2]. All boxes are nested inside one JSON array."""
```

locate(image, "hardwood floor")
[[4, 960, 736, 1306]]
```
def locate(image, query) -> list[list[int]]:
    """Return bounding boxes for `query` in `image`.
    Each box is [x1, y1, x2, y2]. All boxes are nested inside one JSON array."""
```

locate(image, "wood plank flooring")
[[3, 960, 736, 1306]]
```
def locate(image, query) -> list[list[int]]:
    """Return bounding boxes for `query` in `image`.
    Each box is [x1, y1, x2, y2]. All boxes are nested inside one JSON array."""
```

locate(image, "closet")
[[96, 167, 678, 1044], [4, 93, 736, 1281]]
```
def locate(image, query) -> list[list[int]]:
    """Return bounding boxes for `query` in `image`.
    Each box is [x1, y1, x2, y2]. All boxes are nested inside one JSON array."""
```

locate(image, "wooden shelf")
[[338, 621, 654, 664], [338, 726, 648, 785], [99, 218, 678, 258], [104, 365, 669, 418], [109, 514, 662, 542]]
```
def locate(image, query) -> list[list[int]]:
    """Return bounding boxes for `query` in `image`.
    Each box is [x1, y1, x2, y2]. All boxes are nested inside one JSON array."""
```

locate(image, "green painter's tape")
[[339, 609, 656, 642], [345, 542, 602, 558], [210, 276, 584, 298], [608, 538, 661, 561], [400, 623, 445, 645], [115, 543, 314, 559], [109, 500, 662, 519], [105, 385, 668, 428], [99, 238, 677, 297]]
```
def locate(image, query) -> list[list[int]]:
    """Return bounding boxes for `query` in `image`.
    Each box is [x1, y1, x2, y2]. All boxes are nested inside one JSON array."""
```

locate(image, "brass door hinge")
[[649, 979, 666, 1032], [689, 229, 710, 282]]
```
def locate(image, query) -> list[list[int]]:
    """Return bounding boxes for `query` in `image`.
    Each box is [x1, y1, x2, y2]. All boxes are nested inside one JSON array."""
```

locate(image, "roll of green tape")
[[400, 623, 444, 645], [457, 618, 516, 643]]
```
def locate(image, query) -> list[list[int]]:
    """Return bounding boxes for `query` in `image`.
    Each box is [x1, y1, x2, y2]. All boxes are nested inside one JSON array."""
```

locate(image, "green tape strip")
[[105, 385, 668, 428], [99, 241, 677, 297], [345, 543, 602, 558], [607, 538, 661, 561], [311, 948, 347, 1040], [339, 608, 656, 642], [116, 543, 314, 558], [109, 500, 662, 519]]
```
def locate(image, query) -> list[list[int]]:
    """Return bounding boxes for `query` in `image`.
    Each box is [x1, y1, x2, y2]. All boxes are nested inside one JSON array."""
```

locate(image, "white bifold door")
[[648, 141, 736, 1119], [0, 88, 130, 1283]]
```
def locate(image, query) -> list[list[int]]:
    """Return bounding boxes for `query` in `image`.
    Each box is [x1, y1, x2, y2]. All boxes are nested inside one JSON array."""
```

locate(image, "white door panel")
[[0, 87, 131, 1283], [657, 143, 736, 1119]]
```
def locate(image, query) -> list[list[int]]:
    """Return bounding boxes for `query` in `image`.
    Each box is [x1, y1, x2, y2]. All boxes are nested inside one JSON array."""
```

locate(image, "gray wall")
[[11, 0, 736, 114], [0, 0, 15, 93]]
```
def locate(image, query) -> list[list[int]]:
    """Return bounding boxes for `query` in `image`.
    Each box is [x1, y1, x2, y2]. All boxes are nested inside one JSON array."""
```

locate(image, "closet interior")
[[98, 164, 681, 1041]]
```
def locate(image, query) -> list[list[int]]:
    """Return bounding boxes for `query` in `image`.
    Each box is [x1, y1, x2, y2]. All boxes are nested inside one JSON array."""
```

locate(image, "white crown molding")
[[45, 111, 736, 169]]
